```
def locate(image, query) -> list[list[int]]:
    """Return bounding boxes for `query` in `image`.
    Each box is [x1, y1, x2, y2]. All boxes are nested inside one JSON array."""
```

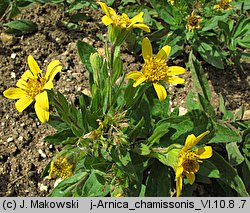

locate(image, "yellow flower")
[[3, 55, 62, 123], [168, 0, 175, 5], [126, 37, 185, 101], [175, 130, 212, 197], [186, 11, 202, 31], [213, 0, 232, 11], [49, 157, 74, 179], [98, 2, 150, 33]]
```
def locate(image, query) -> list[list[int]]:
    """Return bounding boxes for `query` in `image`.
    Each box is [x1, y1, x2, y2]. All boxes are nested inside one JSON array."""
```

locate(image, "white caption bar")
[[0, 197, 249, 213]]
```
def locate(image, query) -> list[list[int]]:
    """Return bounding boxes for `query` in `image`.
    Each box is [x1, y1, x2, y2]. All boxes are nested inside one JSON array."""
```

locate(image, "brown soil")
[[0, 3, 249, 197]]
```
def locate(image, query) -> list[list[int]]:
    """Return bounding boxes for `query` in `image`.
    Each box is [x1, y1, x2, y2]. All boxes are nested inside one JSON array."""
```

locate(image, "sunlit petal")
[[196, 130, 210, 144], [176, 166, 184, 178], [165, 76, 185, 84], [155, 45, 171, 62], [176, 176, 183, 197], [142, 37, 153, 61], [184, 134, 196, 150], [3, 88, 28, 99], [43, 81, 54, 90], [15, 96, 33, 112], [132, 24, 150, 32], [130, 12, 144, 25], [196, 146, 213, 159], [27, 55, 41, 76], [45, 60, 60, 80], [133, 76, 147, 87], [126, 71, 144, 80], [102, 16, 114, 26], [168, 66, 186, 75], [16, 79, 28, 90], [98, 2, 111, 17], [35, 91, 49, 123], [153, 82, 167, 101], [21, 70, 35, 80]]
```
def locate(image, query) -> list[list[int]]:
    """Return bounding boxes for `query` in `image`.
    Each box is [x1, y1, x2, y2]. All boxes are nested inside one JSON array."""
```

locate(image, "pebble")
[[7, 137, 14, 143], [17, 136, 23, 141], [11, 72, 16, 78], [10, 53, 17, 59], [38, 149, 46, 158], [39, 183, 48, 192]]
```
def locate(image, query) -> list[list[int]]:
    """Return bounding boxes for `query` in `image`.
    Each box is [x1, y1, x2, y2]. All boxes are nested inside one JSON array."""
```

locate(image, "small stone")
[[11, 53, 17, 59], [11, 72, 16, 78], [7, 138, 14, 142], [38, 149, 46, 158], [39, 183, 48, 192], [28, 171, 36, 178], [179, 107, 188, 116], [17, 136, 23, 141]]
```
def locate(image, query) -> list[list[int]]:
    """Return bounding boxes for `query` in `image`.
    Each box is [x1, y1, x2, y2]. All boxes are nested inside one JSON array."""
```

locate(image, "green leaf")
[[186, 91, 201, 111], [210, 151, 249, 196], [4, 20, 37, 35], [76, 40, 96, 73], [188, 52, 211, 100], [69, 13, 90, 22], [242, 157, 250, 193], [208, 122, 241, 143], [149, 0, 176, 25], [218, 20, 231, 38], [47, 115, 70, 131], [198, 160, 220, 178], [197, 42, 224, 69], [49, 172, 88, 197], [198, 94, 216, 120], [150, 95, 170, 119], [202, 15, 227, 32], [226, 142, 244, 166], [0, 0, 9, 18], [16, 0, 33, 7], [156, 109, 214, 147], [145, 161, 173, 196], [44, 129, 76, 144], [82, 170, 110, 196]]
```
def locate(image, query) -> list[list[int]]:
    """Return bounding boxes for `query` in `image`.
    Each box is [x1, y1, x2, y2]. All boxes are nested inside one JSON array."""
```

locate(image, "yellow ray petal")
[[43, 81, 54, 90], [27, 55, 41, 76], [126, 71, 144, 80], [196, 130, 210, 144], [133, 24, 150, 32], [15, 96, 33, 112], [153, 82, 167, 101], [176, 176, 183, 197], [186, 173, 196, 185], [3, 88, 28, 99], [155, 45, 171, 62], [176, 166, 184, 178], [184, 134, 196, 150], [21, 70, 35, 80], [196, 146, 213, 159], [47, 65, 62, 83], [142, 37, 153, 61], [102, 16, 114, 26], [16, 79, 28, 90], [45, 60, 60, 80], [98, 2, 111, 17], [130, 12, 144, 25], [168, 66, 186, 75], [166, 76, 185, 84], [133, 75, 147, 87], [35, 91, 49, 123]]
